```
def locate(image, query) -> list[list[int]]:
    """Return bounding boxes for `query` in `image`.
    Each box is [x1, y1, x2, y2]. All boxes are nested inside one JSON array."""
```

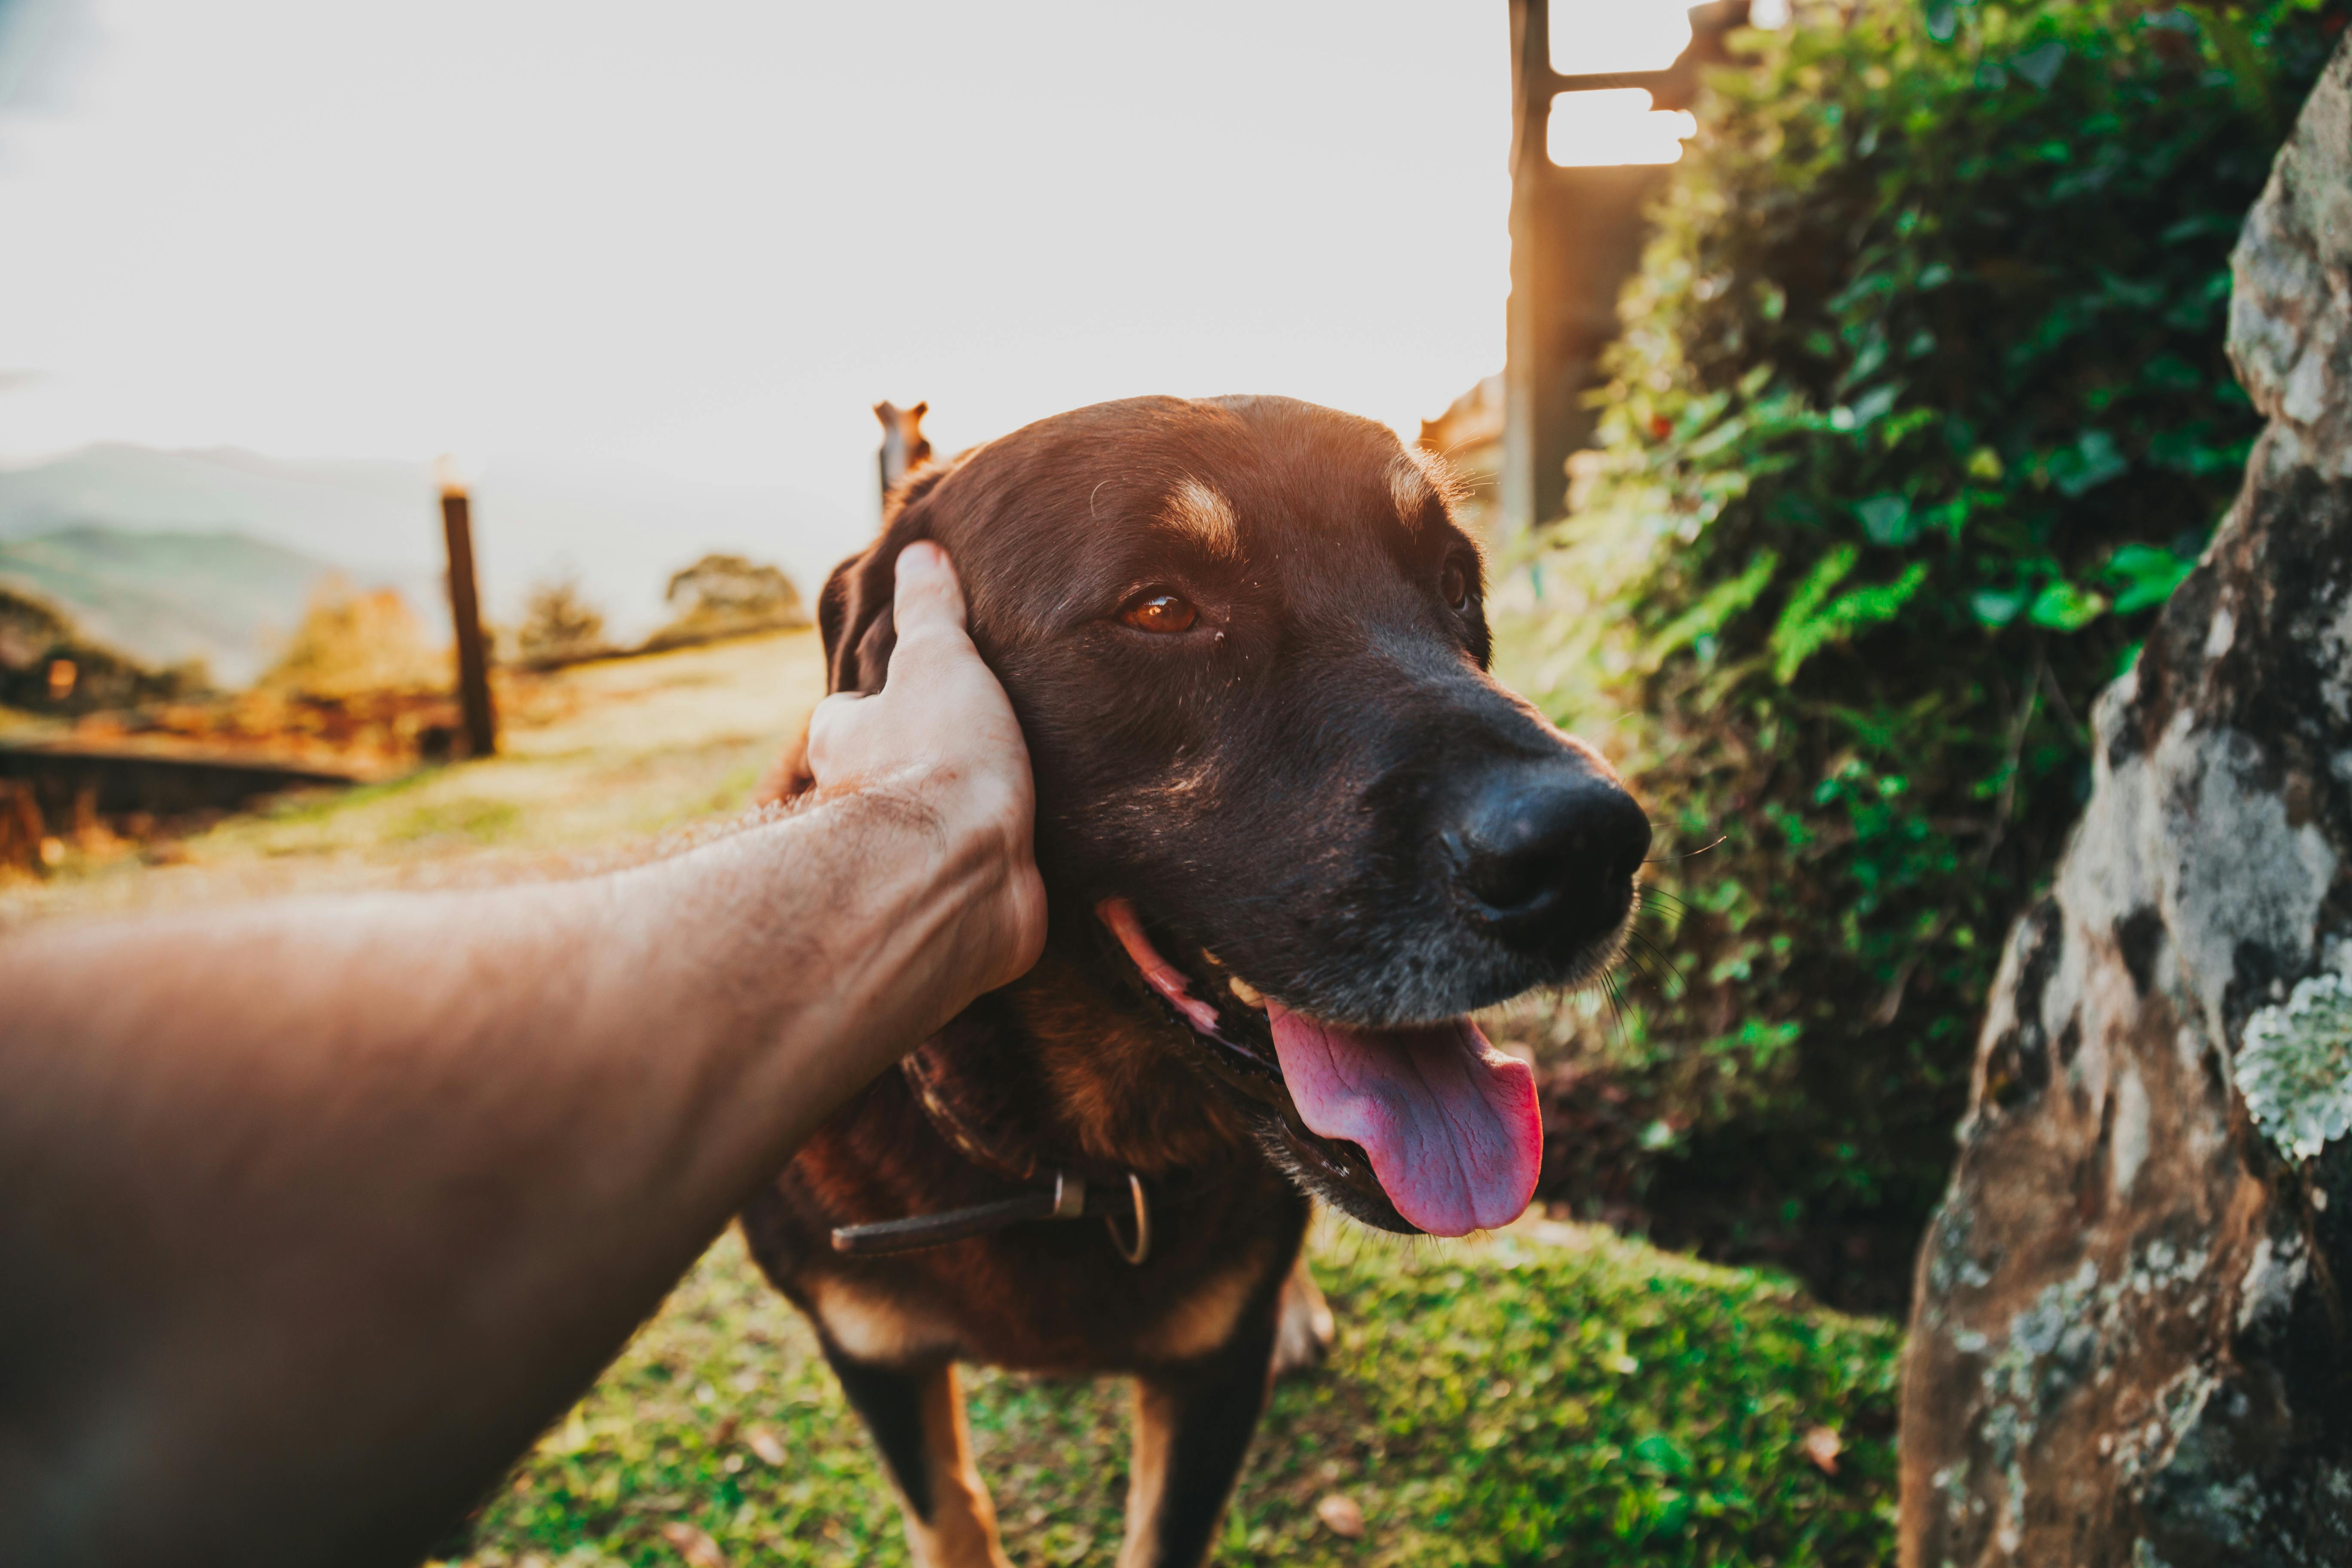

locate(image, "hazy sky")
[[0, 0, 1694, 566]]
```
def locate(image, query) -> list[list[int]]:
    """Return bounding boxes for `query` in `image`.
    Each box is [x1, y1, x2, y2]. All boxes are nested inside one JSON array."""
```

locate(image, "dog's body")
[[744, 396, 1648, 1568]]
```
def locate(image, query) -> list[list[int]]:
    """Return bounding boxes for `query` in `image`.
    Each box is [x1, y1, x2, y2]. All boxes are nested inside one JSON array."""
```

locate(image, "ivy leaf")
[[1842, 333, 1891, 389], [1834, 383, 1901, 432], [1772, 547, 1857, 658], [1771, 551, 1930, 682], [2014, 41, 2067, 89], [2027, 579, 2108, 631], [2049, 429, 2128, 496], [1648, 549, 1782, 667], [1855, 494, 1916, 546], [1632, 1432, 1695, 1477], [2104, 542, 2198, 614], [1970, 588, 2030, 627]]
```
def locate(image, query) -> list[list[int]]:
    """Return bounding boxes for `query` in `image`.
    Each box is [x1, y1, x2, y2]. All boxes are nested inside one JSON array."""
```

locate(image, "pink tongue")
[[1095, 899, 1542, 1237], [1265, 1000, 1541, 1237]]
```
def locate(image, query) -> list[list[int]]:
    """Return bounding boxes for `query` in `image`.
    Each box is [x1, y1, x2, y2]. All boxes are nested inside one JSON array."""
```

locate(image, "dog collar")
[[829, 1166, 1151, 1264], [827, 1025, 1156, 1264]]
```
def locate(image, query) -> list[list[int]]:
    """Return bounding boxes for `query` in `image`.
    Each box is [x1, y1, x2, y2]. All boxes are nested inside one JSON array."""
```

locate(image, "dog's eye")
[[1120, 591, 1198, 634], [1439, 560, 1473, 611]]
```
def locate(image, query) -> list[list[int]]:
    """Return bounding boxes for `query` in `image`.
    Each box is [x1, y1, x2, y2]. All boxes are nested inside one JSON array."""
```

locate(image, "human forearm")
[[0, 789, 1024, 1564], [0, 541, 1044, 1566]]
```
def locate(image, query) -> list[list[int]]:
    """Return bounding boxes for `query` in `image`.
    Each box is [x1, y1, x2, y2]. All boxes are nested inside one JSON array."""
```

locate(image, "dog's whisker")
[[1614, 936, 1681, 1005], [1618, 953, 1666, 1002], [1634, 900, 1690, 936], [1599, 969, 1634, 1051], [1637, 887, 1690, 917], [1632, 927, 1689, 977], [1643, 834, 1726, 864], [1625, 930, 1693, 999]]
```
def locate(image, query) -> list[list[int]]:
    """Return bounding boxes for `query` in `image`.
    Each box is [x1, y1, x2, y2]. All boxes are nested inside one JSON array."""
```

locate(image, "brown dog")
[[742, 395, 1648, 1568]]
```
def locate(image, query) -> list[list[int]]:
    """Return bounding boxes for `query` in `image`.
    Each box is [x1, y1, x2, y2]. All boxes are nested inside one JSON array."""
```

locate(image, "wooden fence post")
[[440, 482, 498, 759]]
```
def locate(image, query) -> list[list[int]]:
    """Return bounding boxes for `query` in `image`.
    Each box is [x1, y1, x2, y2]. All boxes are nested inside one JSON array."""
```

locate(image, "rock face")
[[1899, 42, 2352, 1568]]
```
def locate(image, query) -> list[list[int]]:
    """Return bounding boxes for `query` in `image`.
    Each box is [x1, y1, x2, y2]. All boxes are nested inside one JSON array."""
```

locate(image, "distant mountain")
[[0, 443, 866, 655], [0, 442, 430, 559], [0, 525, 423, 686]]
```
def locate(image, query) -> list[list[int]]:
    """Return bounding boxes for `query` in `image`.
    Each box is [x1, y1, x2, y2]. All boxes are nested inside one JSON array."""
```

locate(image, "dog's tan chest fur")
[[808, 1274, 964, 1365]]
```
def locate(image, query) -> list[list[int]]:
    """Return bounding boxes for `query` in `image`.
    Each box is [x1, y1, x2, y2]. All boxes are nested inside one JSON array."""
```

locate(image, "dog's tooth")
[[1229, 975, 1265, 1009]]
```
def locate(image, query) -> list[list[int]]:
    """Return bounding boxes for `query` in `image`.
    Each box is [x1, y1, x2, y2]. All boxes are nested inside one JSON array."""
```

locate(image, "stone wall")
[[1899, 40, 2352, 1568]]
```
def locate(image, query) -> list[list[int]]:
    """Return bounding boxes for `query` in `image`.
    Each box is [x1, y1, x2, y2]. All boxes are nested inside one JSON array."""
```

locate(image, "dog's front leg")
[[1270, 1253, 1335, 1378], [1117, 1298, 1280, 1568], [821, 1348, 1011, 1568]]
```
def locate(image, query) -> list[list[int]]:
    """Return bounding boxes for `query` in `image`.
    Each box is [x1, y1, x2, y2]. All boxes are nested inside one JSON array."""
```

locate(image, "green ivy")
[[1498, 0, 2341, 1308]]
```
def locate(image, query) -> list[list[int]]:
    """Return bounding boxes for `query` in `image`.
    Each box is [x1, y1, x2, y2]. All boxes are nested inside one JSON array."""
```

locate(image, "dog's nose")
[[1448, 762, 1651, 948]]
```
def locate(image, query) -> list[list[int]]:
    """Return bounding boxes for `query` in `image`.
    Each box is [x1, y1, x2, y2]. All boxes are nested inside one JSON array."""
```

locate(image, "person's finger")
[[890, 541, 968, 642], [884, 542, 986, 690]]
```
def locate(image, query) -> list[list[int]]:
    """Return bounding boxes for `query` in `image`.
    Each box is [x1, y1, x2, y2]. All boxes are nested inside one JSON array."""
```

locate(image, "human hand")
[[802, 542, 1047, 999]]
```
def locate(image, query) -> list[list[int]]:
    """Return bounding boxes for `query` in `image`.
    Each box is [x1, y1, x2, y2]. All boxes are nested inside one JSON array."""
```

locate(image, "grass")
[[4, 626, 1905, 1565], [456, 1222, 1898, 1568]]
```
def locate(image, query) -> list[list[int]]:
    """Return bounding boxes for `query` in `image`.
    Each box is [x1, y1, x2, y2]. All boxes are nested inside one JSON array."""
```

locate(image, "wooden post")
[[1499, 0, 1748, 537], [440, 483, 498, 758], [1501, 0, 1552, 540]]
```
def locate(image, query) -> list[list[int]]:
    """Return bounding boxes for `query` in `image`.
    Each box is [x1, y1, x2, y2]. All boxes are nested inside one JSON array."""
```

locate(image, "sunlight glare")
[[1547, 89, 1697, 167], [1549, 0, 1692, 75]]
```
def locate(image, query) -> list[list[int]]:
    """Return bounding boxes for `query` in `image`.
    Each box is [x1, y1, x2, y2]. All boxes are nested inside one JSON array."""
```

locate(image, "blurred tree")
[[649, 553, 808, 648], [517, 576, 609, 665], [1501, 0, 2343, 1307], [261, 579, 444, 699]]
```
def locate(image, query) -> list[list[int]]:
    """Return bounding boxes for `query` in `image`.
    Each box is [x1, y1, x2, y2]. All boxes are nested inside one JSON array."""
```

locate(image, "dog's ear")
[[816, 553, 873, 694], [827, 462, 955, 694], [759, 461, 954, 805]]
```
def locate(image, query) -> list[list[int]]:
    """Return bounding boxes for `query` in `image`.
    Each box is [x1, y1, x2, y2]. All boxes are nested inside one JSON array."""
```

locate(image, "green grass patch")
[[459, 1224, 1897, 1567], [389, 796, 527, 845]]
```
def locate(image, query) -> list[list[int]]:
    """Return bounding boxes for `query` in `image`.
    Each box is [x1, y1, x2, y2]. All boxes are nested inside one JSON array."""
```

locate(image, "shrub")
[[0, 585, 205, 713], [262, 579, 445, 698], [650, 553, 808, 649], [1498, 0, 2343, 1307], [519, 576, 610, 665]]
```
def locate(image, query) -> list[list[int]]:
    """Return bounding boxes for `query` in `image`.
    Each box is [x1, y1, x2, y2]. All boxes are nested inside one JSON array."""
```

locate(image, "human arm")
[[0, 542, 1043, 1567]]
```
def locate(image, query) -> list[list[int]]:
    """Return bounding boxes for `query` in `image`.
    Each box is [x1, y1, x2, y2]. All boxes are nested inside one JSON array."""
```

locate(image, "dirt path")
[[0, 628, 826, 928]]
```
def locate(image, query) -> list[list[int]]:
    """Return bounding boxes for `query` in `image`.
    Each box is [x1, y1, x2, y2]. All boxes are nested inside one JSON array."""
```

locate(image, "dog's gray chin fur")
[[1128, 903, 1640, 1237], [1265, 898, 1642, 1031]]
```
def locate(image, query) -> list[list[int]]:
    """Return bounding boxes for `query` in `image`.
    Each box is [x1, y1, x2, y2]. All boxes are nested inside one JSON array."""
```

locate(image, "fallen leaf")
[[711, 1414, 739, 1446], [745, 1425, 787, 1466], [1316, 1493, 1366, 1538], [1801, 1425, 1842, 1476], [661, 1522, 728, 1568]]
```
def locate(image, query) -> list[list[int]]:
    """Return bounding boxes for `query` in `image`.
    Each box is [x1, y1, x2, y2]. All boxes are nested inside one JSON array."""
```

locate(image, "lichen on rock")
[[2239, 973, 2352, 1161]]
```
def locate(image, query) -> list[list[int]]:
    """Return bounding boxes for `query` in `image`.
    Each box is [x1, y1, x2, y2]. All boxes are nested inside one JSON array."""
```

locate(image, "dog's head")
[[814, 395, 1648, 1237]]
